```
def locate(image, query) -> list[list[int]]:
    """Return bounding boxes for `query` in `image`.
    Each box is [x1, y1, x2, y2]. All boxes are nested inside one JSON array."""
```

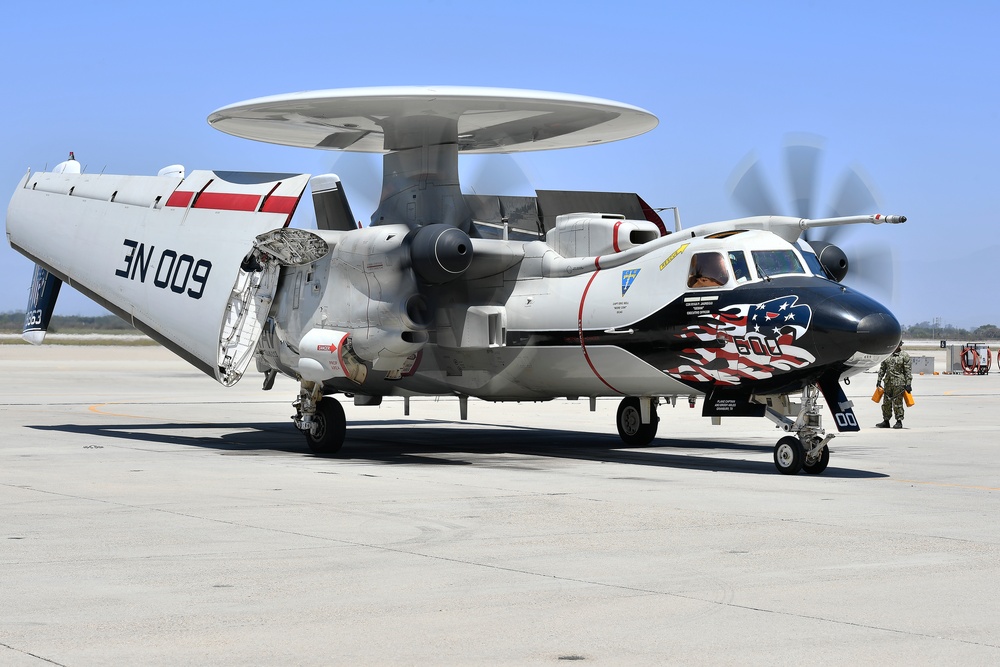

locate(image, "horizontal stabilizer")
[[464, 190, 668, 240], [537, 190, 666, 235], [22, 264, 62, 345], [465, 194, 543, 239]]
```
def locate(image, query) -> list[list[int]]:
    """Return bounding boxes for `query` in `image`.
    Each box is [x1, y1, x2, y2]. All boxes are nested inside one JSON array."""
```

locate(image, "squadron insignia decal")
[[664, 295, 815, 385], [621, 269, 640, 296]]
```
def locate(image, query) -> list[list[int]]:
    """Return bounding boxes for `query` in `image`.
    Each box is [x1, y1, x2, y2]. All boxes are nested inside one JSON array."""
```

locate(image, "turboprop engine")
[[283, 221, 473, 378]]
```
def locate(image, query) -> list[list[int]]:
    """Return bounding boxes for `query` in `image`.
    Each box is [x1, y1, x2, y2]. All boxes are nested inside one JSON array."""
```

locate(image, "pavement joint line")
[[0, 641, 67, 666], [4, 483, 999, 650]]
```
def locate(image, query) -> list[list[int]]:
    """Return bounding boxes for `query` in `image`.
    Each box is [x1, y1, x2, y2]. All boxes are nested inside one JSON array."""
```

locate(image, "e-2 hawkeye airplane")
[[6, 87, 906, 475]]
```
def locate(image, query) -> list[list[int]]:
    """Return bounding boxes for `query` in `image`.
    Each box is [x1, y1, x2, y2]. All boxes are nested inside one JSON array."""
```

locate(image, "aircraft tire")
[[773, 436, 804, 475], [616, 397, 658, 446], [305, 397, 346, 456], [802, 443, 830, 475]]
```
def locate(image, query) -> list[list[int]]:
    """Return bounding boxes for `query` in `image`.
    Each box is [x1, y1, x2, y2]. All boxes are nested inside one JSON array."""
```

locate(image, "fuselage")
[[262, 224, 901, 402]]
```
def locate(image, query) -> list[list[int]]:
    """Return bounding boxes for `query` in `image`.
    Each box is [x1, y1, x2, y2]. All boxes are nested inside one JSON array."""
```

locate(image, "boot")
[[876, 420, 890, 428], [893, 420, 903, 429]]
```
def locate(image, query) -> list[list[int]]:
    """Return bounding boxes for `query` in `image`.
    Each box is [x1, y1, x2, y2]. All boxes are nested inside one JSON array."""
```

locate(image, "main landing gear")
[[616, 396, 659, 446], [292, 382, 346, 456], [762, 384, 832, 475]]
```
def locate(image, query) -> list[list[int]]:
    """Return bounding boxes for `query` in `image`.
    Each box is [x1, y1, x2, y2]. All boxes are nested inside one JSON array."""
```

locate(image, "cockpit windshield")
[[750, 249, 805, 278], [800, 249, 827, 277]]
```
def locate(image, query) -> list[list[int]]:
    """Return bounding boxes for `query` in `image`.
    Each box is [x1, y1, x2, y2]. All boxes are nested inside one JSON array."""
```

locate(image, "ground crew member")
[[876, 342, 912, 428]]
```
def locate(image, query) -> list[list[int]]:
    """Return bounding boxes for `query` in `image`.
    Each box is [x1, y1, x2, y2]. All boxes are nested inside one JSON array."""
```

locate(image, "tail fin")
[[311, 174, 359, 231], [22, 264, 62, 345]]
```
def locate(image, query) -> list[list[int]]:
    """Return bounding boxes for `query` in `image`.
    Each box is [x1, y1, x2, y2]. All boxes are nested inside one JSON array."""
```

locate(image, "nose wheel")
[[773, 436, 830, 475], [773, 436, 804, 474], [801, 438, 830, 474]]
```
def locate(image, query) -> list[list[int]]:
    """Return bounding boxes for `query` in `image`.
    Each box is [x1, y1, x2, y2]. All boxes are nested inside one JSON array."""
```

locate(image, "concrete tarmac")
[[2, 344, 999, 665]]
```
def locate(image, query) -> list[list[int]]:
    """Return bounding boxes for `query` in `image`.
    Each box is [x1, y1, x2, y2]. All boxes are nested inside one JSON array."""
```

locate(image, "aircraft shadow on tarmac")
[[30, 420, 887, 478]]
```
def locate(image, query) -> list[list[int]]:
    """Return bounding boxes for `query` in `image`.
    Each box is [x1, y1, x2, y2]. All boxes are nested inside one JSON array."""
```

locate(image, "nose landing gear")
[[773, 435, 831, 475], [760, 384, 833, 475]]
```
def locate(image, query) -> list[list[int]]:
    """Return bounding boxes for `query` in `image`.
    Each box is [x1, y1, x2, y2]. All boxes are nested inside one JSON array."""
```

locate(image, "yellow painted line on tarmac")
[[893, 478, 1000, 492], [88, 403, 178, 422]]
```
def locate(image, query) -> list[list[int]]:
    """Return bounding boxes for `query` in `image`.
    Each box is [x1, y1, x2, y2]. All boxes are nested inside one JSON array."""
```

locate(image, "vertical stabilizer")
[[311, 174, 358, 231], [22, 264, 62, 345]]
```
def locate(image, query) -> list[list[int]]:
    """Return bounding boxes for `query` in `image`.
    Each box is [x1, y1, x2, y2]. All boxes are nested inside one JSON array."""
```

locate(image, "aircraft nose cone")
[[856, 311, 901, 355]]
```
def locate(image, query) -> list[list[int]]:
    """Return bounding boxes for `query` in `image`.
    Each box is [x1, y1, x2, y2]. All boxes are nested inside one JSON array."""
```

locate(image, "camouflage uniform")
[[877, 347, 912, 423]]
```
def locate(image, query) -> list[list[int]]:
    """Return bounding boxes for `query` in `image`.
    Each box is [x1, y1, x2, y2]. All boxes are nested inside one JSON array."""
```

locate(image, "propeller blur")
[[728, 135, 897, 307]]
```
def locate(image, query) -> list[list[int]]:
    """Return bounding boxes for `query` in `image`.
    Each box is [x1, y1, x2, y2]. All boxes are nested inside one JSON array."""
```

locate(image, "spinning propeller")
[[324, 151, 539, 336], [728, 135, 896, 306], [327, 152, 535, 228], [322, 151, 536, 337]]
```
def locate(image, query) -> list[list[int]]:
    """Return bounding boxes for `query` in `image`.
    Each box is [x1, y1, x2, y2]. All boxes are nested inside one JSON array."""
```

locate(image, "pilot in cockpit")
[[687, 252, 730, 288]]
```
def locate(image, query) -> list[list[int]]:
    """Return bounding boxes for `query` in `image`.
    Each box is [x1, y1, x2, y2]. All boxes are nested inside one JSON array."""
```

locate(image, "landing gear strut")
[[761, 384, 833, 475], [616, 397, 659, 446], [292, 382, 346, 456]]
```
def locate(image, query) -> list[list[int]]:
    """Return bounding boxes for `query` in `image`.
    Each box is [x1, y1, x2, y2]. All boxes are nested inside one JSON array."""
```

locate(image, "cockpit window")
[[728, 250, 752, 283], [800, 249, 827, 277], [687, 252, 731, 288], [750, 249, 805, 278]]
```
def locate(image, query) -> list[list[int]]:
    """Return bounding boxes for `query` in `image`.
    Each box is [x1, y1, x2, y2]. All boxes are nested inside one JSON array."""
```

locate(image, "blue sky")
[[2, 0, 997, 327]]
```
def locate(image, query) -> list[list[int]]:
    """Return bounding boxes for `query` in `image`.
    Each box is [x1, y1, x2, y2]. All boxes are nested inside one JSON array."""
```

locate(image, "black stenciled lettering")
[[170, 254, 194, 294], [115, 239, 138, 278], [154, 249, 177, 288], [130, 243, 154, 282], [188, 260, 212, 299], [116, 238, 211, 299]]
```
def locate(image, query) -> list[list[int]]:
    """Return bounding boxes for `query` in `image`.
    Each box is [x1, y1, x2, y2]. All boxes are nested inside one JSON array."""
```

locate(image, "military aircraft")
[[6, 86, 906, 475]]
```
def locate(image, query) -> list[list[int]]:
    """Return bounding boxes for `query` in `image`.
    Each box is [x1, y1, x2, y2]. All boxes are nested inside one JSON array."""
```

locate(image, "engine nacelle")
[[546, 213, 660, 258], [297, 328, 367, 384], [320, 225, 432, 370]]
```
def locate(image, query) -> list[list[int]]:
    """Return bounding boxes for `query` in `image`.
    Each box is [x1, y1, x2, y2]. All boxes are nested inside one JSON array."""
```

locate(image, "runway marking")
[[87, 401, 287, 421], [893, 478, 1000, 492], [88, 403, 168, 421], [88, 402, 218, 426]]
